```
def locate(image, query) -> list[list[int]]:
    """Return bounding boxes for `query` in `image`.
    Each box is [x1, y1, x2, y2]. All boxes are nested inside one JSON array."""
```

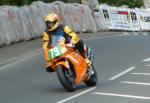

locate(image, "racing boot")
[[85, 58, 91, 66]]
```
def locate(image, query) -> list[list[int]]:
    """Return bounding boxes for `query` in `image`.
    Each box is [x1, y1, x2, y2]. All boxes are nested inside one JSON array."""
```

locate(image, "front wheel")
[[56, 65, 76, 92], [85, 64, 97, 86]]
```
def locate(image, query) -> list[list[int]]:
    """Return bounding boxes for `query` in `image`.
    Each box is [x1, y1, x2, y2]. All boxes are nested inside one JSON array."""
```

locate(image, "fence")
[[0, 1, 150, 46], [98, 4, 150, 31]]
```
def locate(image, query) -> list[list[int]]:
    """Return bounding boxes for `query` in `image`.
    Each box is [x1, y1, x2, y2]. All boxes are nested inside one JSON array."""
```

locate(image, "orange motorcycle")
[[47, 37, 97, 92]]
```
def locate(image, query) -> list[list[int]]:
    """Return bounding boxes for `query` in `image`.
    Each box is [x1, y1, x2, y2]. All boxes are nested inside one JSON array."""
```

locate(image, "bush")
[[100, 0, 144, 8], [0, 0, 67, 6], [0, 0, 33, 6], [0, 0, 144, 8]]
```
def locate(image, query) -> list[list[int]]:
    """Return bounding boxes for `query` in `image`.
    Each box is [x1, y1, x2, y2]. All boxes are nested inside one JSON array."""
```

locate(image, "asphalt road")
[[1, 32, 150, 103]]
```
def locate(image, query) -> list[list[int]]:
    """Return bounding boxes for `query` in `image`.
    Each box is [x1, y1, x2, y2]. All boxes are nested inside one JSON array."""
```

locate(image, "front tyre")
[[85, 64, 97, 86], [56, 65, 76, 92]]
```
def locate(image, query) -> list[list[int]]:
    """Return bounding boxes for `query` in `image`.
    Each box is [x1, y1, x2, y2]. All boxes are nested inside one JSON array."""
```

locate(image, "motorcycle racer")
[[42, 13, 91, 72]]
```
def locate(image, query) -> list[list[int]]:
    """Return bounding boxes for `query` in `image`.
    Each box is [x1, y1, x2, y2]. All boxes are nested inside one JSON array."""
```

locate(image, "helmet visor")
[[46, 21, 55, 29]]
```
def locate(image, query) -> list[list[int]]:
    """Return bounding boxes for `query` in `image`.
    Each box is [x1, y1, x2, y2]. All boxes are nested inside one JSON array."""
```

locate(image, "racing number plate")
[[48, 46, 63, 60]]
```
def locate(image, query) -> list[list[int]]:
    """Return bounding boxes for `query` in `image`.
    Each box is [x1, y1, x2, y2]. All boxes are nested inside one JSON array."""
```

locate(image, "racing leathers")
[[42, 24, 87, 72]]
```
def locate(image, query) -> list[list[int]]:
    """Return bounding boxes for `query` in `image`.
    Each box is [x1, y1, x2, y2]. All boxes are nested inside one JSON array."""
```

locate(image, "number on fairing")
[[48, 46, 62, 60]]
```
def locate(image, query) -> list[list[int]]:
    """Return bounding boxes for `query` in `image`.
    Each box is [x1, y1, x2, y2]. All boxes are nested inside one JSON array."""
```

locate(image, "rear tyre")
[[56, 65, 76, 92], [85, 64, 97, 86]]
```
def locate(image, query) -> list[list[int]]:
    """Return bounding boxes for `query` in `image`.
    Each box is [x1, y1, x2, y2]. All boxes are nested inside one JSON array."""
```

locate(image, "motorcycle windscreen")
[[51, 35, 64, 46], [48, 35, 66, 60]]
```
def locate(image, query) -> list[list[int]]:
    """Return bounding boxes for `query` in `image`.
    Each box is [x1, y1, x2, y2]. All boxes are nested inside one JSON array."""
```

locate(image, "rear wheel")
[[85, 64, 97, 86], [56, 65, 76, 92]]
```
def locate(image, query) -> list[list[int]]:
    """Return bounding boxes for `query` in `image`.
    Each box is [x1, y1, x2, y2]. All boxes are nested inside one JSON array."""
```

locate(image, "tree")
[[99, 0, 144, 8], [16, 0, 22, 6]]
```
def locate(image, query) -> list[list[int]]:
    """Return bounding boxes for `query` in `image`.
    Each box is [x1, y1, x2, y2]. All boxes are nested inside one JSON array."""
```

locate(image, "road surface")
[[1, 32, 150, 103]]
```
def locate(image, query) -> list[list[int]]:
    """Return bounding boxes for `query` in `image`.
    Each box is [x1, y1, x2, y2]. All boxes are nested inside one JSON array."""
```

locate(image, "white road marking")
[[143, 33, 148, 36], [84, 32, 135, 41], [131, 73, 150, 76], [56, 87, 97, 103], [143, 57, 150, 62], [0, 48, 42, 70], [120, 32, 131, 36], [145, 65, 150, 67], [92, 92, 150, 100], [108, 67, 135, 80], [121, 81, 150, 86]]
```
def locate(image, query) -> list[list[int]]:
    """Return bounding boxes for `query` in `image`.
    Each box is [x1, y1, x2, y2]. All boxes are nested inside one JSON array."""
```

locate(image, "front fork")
[[86, 64, 95, 79], [56, 59, 73, 76], [86, 47, 95, 79]]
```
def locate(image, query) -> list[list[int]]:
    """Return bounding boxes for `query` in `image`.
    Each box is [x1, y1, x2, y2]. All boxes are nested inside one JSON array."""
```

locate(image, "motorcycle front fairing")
[[48, 35, 70, 70]]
